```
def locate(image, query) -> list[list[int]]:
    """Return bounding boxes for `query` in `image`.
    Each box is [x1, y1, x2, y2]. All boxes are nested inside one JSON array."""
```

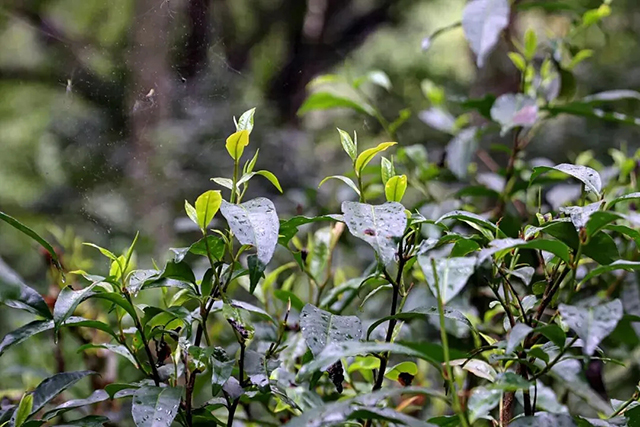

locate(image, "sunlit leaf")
[[235, 107, 256, 133], [194, 190, 222, 232], [225, 130, 250, 161], [237, 170, 283, 193], [385, 175, 408, 202], [355, 142, 397, 177], [318, 175, 361, 196]]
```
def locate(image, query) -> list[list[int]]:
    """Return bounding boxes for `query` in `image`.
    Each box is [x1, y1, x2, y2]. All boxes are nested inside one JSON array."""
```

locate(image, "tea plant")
[[3, 0, 640, 426]]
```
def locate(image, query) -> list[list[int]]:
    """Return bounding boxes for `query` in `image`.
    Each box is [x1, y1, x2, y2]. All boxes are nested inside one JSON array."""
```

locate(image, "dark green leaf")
[[530, 163, 602, 195], [248, 254, 265, 294], [278, 215, 342, 246], [273, 289, 305, 312], [300, 304, 362, 356], [43, 390, 109, 420], [580, 260, 640, 284], [55, 415, 111, 427], [367, 306, 475, 339], [418, 256, 476, 303], [53, 284, 98, 335], [536, 324, 566, 348], [298, 92, 374, 116], [559, 299, 623, 355], [0, 258, 51, 319], [31, 371, 96, 415]]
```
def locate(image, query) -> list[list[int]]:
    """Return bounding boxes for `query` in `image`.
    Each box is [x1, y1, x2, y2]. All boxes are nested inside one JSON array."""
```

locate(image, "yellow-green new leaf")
[[337, 128, 357, 161], [237, 171, 283, 193], [13, 393, 33, 427], [225, 130, 250, 161], [355, 142, 397, 176], [195, 190, 222, 231], [318, 175, 361, 197], [385, 175, 407, 202]]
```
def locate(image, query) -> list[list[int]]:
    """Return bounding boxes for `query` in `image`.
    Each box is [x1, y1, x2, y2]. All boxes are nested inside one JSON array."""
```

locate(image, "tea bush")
[[3, 1, 640, 426]]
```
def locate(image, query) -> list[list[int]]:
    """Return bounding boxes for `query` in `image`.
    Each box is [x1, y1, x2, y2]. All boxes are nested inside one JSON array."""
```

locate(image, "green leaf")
[[385, 175, 407, 202], [580, 260, 640, 285], [524, 29, 537, 61], [31, 371, 96, 415], [543, 103, 640, 127], [342, 202, 407, 266], [13, 393, 32, 427], [53, 284, 98, 335], [467, 387, 501, 423], [418, 256, 476, 304], [585, 211, 621, 237], [542, 221, 619, 265], [384, 361, 418, 381], [54, 415, 110, 426], [582, 90, 640, 103], [43, 390, 109, 420], [436, 210, 505, 239], [449, 359, 496, 381], [490, 93, 538, 135], [237, 171, 283, 193], [380, 156, 394, 184], [318, 175, 361, 196], [131, 386, 182, 427], [446, 127, 478, 178], [211, 352, 234, 396], [0, 258, 51, 319], [337, 128, 357, 161], [220, 198, 279, 265], [0, 211, 63, 272], [462, 0, 510, 68], [478, 238, 572, 265], [536, 324, 566, 348], [184, 200, 198, 227], [83, 243, 118, 262], [559, 299, 623, 356], [490, 372, 532, 391], [194, 190, 222, 232], [78, 343, 139, 368], [225, 130, 250, 161], [608, 191, 640, 208], [559, 201, 604, 231], [248, 254, 266, 294], [235, 107, 256, 133], [170, 235, 226, 263], [273, 289, 305, 312], [367, 306, 475, 339], [531, 163, 602, 194], [355, 142, 397, 177], [508, 52, 526, 71], [278, 215, 342, 246], [298, 92, 374, 116], [300, 304, 362, 356], [356, 70, 392, 91]]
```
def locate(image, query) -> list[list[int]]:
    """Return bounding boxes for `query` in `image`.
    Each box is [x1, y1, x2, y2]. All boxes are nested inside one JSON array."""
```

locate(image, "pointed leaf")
[[467, 387, 501, 423], [131, 386, 182, 427], [300, 304, 362, 356], [78, 343, 139, 368], [367, 305, 475, 339], [235, 107, 256, 133], [509, 413, 576, 427], [237, 171, 283, 193], [418, 256, 477, 304], [559, 201, 603, 231], [13, 393, 32, 427], [220, 198, 279, 265], [342, 201, 407, 266], [194, 190, 222, 231], [506, 323, 533, 354], [53, 284, 98, 335], [225, 130, 250, 161], [43, 390, 109, 420], [462, 0, 510, 68], [559, 299, 623, 356], [380, 157, 395, 185], [31, 371, 96, 415], [530, 163, 602, 195], [248, 254, 266, 294], [337, 128, 357, 161], [0, 211, 62, 272], [355, 142, 397, 177], [580, 260, 640, 285], [449, 359, 497, 382], [0, 258, 51, 319]]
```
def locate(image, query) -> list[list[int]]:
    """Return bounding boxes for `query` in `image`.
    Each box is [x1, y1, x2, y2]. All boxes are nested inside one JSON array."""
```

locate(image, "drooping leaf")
[[0, 211, 63, 272], [559, 201, 603, 231], [467, 386, 501, 423], [337, 128, 357, 161], [220, 198, 279, 266], [43, 390, 109, 420], [78, 343, 139, 368], [608, 192, 640, 208], [462, 0, 510, 68], [235, 107, 256, 133], [211, 349, 234, 396], [342, 201, 407, 266], [506, 323, 533, 354], [580, 260, 640, 284], [318, 175, 361, 197], [477, 238, 572, 265], [355, 142, 397, 177], [385, 175, 408, 202], [449, 359, 497, 382], [171, 235, 226, 263], [53, 284, 98, 335], [585, 211, 621, 237], [530, 163, 602, 195], [436, 210, 504, 238], [367, 306, 475, 339], [237, 170, 283, 193], [582, 90, 640, 103], [184, 200, 198, 226], [355, 70, 392, 91], [31, 371, 96, 415], [300, 304, 362, 356], [131, 386, 182, 427], [544, 103, 640, 127], [490, 93, 538, 134], [225, 130, 250, 161], [0, 257, 51, 319], [278, 214, 343, 246], [194, 190, 222, 232], [247, 254, 266, 294], [298, 92, 375, 116], [418, 256, 477, 304], [446, 127, 478, 179], [559, 299, 623, 356]]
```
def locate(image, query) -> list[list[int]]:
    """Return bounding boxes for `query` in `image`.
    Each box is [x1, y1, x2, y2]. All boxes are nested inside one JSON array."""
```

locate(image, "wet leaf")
[[446, 127, 478, 179], [337, 128, 357, 161], [530, 163, 602, 195], [385, 175, 408, 202], [318, 175, 361, 197], [194, 190, 222, 231], [418, 256, 476, 304], [559, 299, 623, 355], [507, 323, 533, 354], [509, 413, 576, 427], [31, 371, 96, 415], [0, 258, 51, 319], [220, 198, 279, 266], [342, 201, 407, 266], [131, 386, 182, 427], [43, 390, 109, 420], [225, 130, 250, 161], [355, 142, 397, 177], [467, 386, 501, 423], [300, 304, 362, 356]]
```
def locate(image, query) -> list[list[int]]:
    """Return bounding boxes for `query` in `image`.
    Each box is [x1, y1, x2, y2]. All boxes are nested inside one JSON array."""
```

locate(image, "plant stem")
[[432, 258, 469, 427], [227, 343, 246, 427], [123, 291, 160, 386], [231, 159, 239, 204]]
